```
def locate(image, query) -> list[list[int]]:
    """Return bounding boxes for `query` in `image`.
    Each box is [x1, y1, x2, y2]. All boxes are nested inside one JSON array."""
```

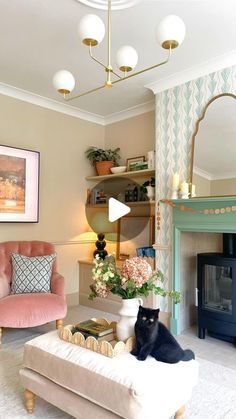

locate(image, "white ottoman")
[[20, 331, 199, 419]]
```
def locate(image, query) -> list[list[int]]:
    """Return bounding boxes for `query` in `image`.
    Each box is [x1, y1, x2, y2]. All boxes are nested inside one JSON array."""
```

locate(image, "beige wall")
[[193, 174, 236, 197], [181, 232, 222, 332], [0, 94, 104, 297], [105, 111, 155, 165], [192, 173, 211, 197], [211, 178, 236, 196], [0, 96, 155, 302]]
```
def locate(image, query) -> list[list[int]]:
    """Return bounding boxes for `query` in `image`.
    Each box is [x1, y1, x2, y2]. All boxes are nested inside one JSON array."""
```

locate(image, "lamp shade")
[[78, 14, 105, 46], [116, 45, 138, 72], [53, 70, 75, 94], [156, 15, 186, 49]]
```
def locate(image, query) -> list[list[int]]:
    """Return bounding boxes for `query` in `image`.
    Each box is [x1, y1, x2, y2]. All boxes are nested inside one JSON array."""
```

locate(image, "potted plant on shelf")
[[85, 146, 120, 176], [140, 177, 155, 201], [89, 255, 180, 341]]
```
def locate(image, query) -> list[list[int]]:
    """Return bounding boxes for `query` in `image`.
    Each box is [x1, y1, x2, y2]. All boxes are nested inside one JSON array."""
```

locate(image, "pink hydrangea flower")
[[121, 257, 152, 288]]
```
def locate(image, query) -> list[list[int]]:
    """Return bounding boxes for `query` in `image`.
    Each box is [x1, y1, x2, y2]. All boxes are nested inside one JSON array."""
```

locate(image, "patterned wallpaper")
[[155, 65, 236, 311]]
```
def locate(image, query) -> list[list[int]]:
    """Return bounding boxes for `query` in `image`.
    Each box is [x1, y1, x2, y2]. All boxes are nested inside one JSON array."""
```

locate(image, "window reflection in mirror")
[[190, 93, 236, 197]]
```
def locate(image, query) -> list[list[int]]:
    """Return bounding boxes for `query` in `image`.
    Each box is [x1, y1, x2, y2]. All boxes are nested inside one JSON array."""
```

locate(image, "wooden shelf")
[[85, 168, 155, 181], [86, 201, 155, 208]]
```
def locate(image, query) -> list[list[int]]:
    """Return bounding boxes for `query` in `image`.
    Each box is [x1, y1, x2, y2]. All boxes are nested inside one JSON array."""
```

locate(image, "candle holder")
[[180, 192, 189, 199], [171, 188, 179, 199]]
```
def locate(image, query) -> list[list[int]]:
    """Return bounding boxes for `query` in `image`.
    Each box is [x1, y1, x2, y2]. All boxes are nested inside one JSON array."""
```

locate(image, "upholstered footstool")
[[20, 331, 199, 419]]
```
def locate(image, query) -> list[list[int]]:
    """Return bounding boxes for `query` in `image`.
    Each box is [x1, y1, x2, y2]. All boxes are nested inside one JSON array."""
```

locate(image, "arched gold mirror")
[[189, 93, 236, 197]]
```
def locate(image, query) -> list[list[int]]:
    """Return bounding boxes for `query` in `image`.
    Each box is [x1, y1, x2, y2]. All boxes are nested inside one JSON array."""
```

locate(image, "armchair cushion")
[[11, 253, 56, 294]]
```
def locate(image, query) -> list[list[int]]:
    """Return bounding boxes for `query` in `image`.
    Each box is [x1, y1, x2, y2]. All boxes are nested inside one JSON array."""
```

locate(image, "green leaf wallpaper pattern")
[[155, 64, 236, 312]]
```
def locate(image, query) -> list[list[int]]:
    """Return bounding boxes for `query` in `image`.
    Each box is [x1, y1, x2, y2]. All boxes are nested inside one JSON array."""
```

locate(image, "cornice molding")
[[0, 81, 106, 125], [104, 100, 155, 125], [0, 80, 154, 125], [193, 166, 236, 181], [146, 50, 236, 94], [193, 166, 212, 181]]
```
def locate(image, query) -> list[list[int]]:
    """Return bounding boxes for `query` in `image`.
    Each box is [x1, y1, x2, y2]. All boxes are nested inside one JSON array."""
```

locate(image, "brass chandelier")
[[53, 0, 186, 101]]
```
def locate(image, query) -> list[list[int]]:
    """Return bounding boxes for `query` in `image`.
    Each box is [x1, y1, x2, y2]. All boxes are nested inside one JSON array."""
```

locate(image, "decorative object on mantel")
[[53, 0, 185, 101], [58, 318, 135, 358], [161, 199, 236, 215], [89, 254, 180, 341], [171, 173, 180, 199], [180, 181, 189, 199], [85, 146, 120, 175]]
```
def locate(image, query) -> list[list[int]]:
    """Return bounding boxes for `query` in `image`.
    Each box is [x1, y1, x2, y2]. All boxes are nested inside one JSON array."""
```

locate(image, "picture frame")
[[0, 145, 40, 222], [126, 156, 145, 171], [116, 216, 155, 260]]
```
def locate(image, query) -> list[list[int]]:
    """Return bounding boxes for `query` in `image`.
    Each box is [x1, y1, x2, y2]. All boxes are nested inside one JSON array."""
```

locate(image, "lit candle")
[[172, 173, 179, 189], [180, 181, 189, 194]]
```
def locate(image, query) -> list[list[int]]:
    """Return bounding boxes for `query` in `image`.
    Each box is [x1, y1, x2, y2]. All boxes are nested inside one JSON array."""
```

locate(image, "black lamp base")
[[93, 233, 108, 260]]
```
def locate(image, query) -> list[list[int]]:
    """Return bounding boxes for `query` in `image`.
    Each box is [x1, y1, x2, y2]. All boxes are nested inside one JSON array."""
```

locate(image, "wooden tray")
[[58, 318, 135, 358]]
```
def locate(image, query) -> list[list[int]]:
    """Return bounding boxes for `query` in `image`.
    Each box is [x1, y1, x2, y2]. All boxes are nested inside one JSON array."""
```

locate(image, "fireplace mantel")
[[163, 197, 236, 335]]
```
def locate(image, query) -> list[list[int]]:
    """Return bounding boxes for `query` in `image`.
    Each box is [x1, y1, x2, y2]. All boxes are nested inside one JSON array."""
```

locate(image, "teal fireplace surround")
[[170, 197, 236, 335]]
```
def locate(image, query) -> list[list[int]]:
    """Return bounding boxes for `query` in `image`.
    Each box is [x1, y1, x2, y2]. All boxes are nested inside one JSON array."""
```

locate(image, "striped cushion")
[[11, 253, 56, 294]]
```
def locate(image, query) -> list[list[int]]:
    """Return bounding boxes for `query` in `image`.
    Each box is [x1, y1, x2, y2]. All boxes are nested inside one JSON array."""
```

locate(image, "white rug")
[[1, 322, 236, 418]]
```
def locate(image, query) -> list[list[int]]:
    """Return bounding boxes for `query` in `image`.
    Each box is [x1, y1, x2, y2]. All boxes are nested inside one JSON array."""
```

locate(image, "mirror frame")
[[189, 92, 236, 198]]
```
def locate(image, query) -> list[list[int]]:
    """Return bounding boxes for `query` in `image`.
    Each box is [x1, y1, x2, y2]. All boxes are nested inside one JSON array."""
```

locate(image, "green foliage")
[[85, 146, 120, 165], [140, 177, 155, 194], [89, 255, 181, 304]]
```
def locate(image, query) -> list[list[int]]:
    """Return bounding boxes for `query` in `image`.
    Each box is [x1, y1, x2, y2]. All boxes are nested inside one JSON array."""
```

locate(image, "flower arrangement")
[[89, 255, 180, 303]]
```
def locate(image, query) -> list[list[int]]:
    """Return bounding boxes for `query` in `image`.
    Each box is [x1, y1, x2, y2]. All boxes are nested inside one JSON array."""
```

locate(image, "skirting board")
[[66, 293, 79, 307]]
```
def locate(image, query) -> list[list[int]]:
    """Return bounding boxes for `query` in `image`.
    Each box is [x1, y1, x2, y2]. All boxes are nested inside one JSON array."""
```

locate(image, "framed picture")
[[116, 216, 155, 260], [0, 145, 40, 222], [126, 156, 146, 171]]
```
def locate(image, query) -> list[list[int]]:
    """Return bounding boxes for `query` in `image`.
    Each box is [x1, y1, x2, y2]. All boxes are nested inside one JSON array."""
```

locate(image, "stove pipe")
[[223, 233, 236, 257]]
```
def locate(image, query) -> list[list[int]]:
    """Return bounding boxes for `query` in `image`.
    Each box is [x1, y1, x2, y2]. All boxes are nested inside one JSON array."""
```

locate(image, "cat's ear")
[[154, 308, 160, 318], [138, 305, 144, 312]]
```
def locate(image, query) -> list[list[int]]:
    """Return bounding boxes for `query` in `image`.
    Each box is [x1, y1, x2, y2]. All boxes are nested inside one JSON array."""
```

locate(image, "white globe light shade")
[[156, 15, 186, 49], [78, 14, 105, 46], [53, 70, 75, 94], [116, 45, 138, 72]]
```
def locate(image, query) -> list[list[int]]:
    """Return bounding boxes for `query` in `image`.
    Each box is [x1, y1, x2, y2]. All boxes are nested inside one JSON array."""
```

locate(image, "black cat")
[[131, 306, 195, 364]]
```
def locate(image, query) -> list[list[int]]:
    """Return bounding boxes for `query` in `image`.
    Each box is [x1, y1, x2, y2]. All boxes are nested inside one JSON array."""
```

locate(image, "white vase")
[[146, 185, 155, 201], [116, 298, 143, 342]]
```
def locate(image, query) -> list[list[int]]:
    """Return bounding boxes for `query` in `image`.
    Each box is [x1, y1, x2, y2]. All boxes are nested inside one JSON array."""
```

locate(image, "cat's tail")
[[182, 349, 195, 361]]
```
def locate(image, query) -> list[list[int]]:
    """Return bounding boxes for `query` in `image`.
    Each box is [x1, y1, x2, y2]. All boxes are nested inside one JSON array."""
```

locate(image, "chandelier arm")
[[89, 44, 107, 70], [64, 83, 106, 101], [108, 0, 111, 69], [111, 69, 122, 79], [112, 47, 172, 85], [88, 44, 122, 79], [63, 48, 172, 101]]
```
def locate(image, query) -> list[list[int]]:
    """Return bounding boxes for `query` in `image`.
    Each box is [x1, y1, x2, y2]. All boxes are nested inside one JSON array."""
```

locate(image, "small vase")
[[146, 185, 155, 201], [116, 298, 143, 342]]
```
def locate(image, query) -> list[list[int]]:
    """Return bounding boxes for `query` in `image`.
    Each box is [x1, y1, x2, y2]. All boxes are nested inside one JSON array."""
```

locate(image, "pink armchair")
[[0, 241, 67, 344]]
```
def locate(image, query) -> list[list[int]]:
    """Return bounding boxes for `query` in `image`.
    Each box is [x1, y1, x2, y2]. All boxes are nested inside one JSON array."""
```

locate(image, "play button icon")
[[108, 198, 130, 222]]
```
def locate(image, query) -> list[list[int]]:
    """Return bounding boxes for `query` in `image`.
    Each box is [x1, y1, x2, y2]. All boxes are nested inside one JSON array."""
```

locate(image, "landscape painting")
[[0, 145, 39, 222], [0, 154, 26, 214]]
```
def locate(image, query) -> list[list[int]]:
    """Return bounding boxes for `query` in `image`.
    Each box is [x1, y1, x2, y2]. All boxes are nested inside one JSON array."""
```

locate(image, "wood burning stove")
[[197, 234, 236, 343]]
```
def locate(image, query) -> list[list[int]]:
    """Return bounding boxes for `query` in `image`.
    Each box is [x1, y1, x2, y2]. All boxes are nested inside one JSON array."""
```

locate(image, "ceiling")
[[0, 0, 236, 117]]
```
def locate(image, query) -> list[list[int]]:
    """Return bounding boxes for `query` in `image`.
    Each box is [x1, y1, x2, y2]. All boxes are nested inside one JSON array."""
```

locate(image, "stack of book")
[[72, 319, 115, 342]]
